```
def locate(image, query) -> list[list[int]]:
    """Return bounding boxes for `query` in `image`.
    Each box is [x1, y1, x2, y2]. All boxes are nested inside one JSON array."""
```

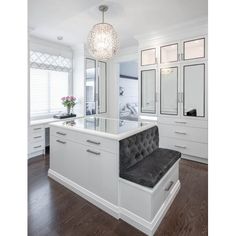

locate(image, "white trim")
[[48, 169, 120, 219], [135, 17, 208, 47], [120, 181, 180, 236], [182, 154, 208, 164], [28, 150, 44, 159], [48, 167, 180, 236]]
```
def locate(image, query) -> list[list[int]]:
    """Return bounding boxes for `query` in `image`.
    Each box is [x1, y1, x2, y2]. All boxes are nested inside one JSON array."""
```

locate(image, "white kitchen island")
[[48, 117, 180, 235]]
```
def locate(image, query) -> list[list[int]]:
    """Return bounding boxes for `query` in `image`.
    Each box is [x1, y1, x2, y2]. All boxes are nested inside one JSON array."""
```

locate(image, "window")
[[30, 50, 72, 118]]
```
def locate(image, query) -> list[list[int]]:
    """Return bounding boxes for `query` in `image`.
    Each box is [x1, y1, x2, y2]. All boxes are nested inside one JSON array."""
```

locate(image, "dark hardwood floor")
[[28, 151, 208, 236]]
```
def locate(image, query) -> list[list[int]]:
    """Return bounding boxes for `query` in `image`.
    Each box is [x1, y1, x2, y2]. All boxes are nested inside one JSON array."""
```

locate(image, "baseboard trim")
[[182, 154, 208, 164], [120, 180, 181, 236], [48, 169, 180, 236], [48, 169, 120, 219]]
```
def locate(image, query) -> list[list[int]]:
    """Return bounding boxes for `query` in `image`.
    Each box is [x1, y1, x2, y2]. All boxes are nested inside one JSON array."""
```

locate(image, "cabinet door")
[[183, 38, 205, 61], [160, 43, 178, 64], [86, 148, 117, 204], [50, 137, 88, 187], [140, 69, 156, 114], [98, 61, 107, 114], [160, 66, 179, 116], [183, 63, 205, 117], [85, 58, 96, 115], [141, 48, 156, 66]]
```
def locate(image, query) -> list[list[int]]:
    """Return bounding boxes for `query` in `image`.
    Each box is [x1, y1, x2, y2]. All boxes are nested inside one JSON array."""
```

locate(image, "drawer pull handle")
[[87, 149, 100, 155], [56, 132, 67, 136], [175, 121, 187, 124], [86, 140, 101, 145], [165, 181, 174, 191], [34, 127, 42, 130], [175, 145, 186, 149], [175, 131, 187, 135], [56, 140, 66, 144], [34, 145, 42, 149], [34, 136, 42, 139]]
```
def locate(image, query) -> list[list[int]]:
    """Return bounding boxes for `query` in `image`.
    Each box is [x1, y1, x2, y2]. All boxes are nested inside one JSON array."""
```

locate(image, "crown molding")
[[134, 16, 208, 46]]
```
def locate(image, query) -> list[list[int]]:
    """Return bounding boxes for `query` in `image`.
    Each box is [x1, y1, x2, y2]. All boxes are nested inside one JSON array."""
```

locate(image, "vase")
[[67, 106, 71, 115]]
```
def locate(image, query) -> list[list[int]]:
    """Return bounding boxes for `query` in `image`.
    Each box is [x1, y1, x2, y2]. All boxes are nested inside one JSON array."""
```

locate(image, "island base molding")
[[48, 169, 180, 236]]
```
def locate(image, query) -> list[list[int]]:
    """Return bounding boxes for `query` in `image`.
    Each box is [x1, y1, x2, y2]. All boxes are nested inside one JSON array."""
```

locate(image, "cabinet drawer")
[[158, 124, 208, 143], [160, 137, 208, 159], [29, 141, 44, 153], [158, 117, 207, 128], [29, 125, 44, 133], [29, 130, 44, 143], [50, 126, 117, 154], [151, 160, 179, 219]]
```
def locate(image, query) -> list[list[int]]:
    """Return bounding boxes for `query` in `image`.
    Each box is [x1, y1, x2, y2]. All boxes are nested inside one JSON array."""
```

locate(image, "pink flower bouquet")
[[61, 96, 76, 114]]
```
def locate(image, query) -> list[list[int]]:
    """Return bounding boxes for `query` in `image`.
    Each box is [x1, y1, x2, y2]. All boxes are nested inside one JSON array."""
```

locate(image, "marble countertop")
[[50, 116, 156, 140]]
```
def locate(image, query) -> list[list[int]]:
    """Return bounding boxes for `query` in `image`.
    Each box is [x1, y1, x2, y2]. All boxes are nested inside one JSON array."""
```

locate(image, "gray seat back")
[[119, 126, 159, 174]]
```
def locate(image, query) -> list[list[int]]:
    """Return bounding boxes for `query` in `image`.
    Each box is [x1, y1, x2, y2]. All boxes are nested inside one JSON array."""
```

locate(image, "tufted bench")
[[119, 126, 181, 188]]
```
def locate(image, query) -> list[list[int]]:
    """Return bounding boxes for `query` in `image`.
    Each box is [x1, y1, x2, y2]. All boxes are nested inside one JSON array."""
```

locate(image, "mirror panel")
[[98, 61, 107, 113], [184, 38, 205, 60], [160, 67, 178, 115], [160, 44, 178, 63], [183, 64, 205, 117], [141, 69, 156, 113], [85, 58, 96, 115], [141, 48, 156, 66]]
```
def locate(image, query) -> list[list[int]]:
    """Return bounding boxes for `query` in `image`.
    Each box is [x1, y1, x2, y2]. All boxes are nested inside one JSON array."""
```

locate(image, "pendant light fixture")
[[87, 5, 119, 60]]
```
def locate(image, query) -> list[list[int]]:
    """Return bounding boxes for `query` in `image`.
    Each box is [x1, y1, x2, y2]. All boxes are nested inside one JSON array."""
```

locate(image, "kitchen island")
[[48, 117, 180, 235]]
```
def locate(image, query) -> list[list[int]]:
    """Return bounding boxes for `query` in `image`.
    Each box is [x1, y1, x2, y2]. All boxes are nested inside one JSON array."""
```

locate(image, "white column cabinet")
[[139, 35, 208, 163]]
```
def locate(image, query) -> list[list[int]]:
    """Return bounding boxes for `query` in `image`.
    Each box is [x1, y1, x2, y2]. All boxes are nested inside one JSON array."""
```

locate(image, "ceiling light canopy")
[[87, 5, 119, 60]]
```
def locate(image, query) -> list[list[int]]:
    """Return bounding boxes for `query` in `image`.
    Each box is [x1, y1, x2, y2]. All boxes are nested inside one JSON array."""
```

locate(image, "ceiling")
[[28, 0, 208, 49]]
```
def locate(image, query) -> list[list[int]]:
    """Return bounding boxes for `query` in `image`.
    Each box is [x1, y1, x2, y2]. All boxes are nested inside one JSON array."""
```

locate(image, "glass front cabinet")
[[139, 36, 207, 120], [85, 58, 107, 116]]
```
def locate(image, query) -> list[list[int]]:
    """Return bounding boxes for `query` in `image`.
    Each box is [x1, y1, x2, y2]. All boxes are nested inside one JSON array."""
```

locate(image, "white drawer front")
[[29, 141, 44, 153], [50, 126, 117, 154], [151, 160, 179, 219], [29, 125, 44, 133], [158, 117, 207, 128], [160, 137, 208, 159], [158, 124, 208, 143], [29, 130, 44, 143]]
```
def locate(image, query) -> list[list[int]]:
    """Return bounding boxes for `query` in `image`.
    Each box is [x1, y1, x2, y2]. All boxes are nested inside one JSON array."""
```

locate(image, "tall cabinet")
[[139, 35, 208, 163]]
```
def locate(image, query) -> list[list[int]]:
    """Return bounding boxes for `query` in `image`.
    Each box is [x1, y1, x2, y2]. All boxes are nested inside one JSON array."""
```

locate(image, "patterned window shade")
[[30, 50, 72, 72]]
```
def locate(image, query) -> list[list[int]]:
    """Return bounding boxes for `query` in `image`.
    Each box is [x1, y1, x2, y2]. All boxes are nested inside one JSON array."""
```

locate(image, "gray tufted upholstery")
[[119, 126, 181, 188], [120, 126, 159, 173]]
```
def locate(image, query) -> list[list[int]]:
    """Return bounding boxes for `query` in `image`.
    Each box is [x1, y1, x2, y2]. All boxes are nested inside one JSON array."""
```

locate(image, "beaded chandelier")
[[87, 5, 119, 60]]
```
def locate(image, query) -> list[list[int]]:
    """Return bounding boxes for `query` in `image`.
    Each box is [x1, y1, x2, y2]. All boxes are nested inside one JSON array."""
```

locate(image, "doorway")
[[119, 60, 138, 121]]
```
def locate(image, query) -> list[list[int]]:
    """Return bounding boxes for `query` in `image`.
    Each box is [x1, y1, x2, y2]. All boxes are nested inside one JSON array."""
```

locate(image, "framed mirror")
[[98, 61, 107, 113], [141, 69, 156, 113], [160, 44, 178, 63], [183, 63, 205, 117], [160, 67, 178, 115], [85, 58, 96, 115], [183, 38, 205, 60], [141, 48, 156, 66]]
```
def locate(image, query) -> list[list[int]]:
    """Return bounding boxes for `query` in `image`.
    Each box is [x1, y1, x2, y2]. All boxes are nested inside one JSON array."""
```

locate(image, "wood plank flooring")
[[28, 152, 208, 236]]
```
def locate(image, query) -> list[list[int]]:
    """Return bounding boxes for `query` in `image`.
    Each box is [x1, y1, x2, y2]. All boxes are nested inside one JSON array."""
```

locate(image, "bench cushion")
[[120, 148, 181, 188]]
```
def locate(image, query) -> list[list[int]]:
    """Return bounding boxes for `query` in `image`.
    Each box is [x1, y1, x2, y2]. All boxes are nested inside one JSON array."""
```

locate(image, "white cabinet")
[[50, 128, 118, 205], [28, 124, 45, 158], [139, 35, 208, 163]]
